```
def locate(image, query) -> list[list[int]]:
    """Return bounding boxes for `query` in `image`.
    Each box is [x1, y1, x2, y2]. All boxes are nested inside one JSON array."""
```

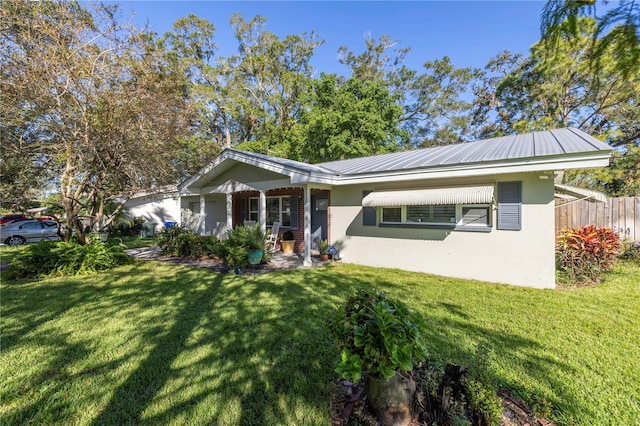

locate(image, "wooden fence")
[[555, 196, 640, 241]]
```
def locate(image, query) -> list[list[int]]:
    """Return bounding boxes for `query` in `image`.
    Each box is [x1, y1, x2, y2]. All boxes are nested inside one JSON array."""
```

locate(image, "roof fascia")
[[181, 149, 336, 190], [323, 152, 611, 185]]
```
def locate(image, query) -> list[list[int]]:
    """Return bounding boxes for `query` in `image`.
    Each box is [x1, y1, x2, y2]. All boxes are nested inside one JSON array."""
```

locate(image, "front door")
[[310, 194, 328, 241]]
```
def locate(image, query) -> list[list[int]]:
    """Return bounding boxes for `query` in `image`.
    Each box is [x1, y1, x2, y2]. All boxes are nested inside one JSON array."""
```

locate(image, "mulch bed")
[[331, 364, 556, 426]]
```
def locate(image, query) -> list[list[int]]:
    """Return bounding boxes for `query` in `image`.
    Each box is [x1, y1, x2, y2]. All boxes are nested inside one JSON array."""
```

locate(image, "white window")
[[249, 198, 259, 222], [381, 205, 456, 225], [250, 196, 292, 227], [458, 205, 491, 227], [379, 204, 491, 231]]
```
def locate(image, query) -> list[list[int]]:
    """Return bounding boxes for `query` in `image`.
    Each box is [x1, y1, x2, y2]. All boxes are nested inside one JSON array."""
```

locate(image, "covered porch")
[[179, 150, 333, 267]]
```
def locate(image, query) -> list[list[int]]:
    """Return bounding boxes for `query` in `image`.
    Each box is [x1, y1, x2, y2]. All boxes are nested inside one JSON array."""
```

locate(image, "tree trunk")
[[365, 372, 416, 426]]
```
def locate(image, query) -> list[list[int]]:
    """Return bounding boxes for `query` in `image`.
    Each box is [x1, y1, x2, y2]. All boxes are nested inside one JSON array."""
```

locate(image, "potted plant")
[[245, 223, 266, 265], [280, 229, 295, 254], [328, 289, 428, 426], [223, 223, 269, 268], [317, 238, 330, 260]]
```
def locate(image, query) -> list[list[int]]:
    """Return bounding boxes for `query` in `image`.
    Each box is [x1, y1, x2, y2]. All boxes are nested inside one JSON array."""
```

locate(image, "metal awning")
[[554, 183, 607, 203], [362, 185, 494, 207]]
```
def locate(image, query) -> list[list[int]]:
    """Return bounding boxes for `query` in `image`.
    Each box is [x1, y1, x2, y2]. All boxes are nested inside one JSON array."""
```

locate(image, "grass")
[[1, 251, 639, 425]]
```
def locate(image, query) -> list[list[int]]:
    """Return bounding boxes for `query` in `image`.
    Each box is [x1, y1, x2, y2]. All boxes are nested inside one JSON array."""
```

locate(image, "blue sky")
[[115, 1, 547, 74]]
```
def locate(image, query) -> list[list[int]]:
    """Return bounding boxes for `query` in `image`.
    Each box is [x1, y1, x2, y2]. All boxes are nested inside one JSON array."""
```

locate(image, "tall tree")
[[474, 17, 639, 195], [541, 0, 640, 79], [226, 13, 322, 156], [338, 35, 480, 147], [475, 18, 639, 145], [0, 1, 192, 242], [164, 13, 323, 159], [293, 74, 406, 163]]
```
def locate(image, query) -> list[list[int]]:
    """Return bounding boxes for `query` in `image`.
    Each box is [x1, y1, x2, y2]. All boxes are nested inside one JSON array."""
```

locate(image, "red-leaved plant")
[[556, 225, 622, 285]]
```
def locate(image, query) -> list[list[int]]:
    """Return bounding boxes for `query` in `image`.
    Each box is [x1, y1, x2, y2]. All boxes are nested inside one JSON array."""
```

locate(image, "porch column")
[[259, 190, 266, 233], [303, 185, 312, 266], [226, 192, 233, 234], [199, 194, 206, 236]]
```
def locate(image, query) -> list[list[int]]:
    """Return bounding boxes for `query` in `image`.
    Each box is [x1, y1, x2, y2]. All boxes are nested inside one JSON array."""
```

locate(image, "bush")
[[8, 240, 133, 279], [156, 225, 223, 259], [556, 225, 622, 285], [327, 288, 428, 381], [112, 216, 145, 237], [619, 239, 640, 264], [221, 224, 270, 268]]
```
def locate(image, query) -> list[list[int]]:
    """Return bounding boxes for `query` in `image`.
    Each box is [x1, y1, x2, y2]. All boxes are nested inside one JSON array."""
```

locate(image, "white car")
[[1, 219, 61, 246]]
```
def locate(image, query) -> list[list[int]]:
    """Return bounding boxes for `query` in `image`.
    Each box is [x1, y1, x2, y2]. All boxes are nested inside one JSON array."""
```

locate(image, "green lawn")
[[1, 256, 639, 425]]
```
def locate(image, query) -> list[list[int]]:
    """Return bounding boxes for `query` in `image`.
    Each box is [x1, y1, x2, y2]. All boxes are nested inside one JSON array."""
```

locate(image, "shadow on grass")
[[330, 265, 588, 419], [1, 261, 597, 424]]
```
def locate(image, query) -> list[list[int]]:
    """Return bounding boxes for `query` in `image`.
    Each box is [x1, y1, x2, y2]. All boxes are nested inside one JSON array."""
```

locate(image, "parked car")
[[0, 213, 27, 225], [1, 219, 61, 246]]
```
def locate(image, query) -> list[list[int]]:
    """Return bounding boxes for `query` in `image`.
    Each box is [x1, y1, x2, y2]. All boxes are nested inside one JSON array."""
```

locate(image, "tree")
[[163, 13, 323, 159], [293, 74, 406, 163], [541, 0, 640, 79], [474, 17, 639, 195], [1, 1, 192, 242], [475, 18, 639, 143], [338, 35, 480, 147]]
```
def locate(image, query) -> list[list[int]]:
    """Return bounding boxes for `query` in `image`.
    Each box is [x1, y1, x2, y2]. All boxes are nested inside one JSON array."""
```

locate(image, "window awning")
[[362, 185, 495, 207], [554, 183, 607, 203]]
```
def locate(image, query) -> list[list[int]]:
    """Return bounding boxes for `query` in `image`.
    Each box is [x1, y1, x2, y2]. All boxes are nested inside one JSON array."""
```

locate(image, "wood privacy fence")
[[555, 196, 640, 241]]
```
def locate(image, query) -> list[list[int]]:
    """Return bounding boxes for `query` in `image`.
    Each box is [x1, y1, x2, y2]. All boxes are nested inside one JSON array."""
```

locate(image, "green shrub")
[[619, 239, 640, 264], [556, 225, 622, 285], [327, 288, 428, 381], [282, 230, 295, 241], [8, 240, 133, 279], [111, 216, 145, 237], [221, 224, 270, 268], [156, 225, 223, 259]]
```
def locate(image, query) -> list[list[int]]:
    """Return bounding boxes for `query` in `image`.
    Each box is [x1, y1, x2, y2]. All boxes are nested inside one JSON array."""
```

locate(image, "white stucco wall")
[[329, 173, 556, 288], [125, 193, 181, 232]]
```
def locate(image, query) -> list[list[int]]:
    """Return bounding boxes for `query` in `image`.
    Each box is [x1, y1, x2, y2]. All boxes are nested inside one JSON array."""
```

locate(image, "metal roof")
[[317, 128, 611, 176], [182, 127, 612, 190]]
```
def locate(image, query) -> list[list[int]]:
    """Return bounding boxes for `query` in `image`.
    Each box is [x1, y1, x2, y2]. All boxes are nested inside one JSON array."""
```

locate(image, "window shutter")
[[240, 197, 247, 221], [362, 190, 376, 226], [497, 181, 521, 230], [290, 195, 299, 230]]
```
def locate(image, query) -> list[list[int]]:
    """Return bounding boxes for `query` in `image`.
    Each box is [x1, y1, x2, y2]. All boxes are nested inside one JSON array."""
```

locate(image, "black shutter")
[[290, 194, 299, 230], [497, 181, 521, 230], [362, 190, 376, 226]]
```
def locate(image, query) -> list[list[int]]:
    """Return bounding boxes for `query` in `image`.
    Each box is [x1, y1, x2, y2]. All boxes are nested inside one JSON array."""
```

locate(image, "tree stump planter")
[[365, 372, 416, 426]]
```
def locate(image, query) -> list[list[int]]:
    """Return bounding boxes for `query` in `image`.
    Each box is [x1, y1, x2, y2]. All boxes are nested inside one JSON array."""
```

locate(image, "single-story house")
[[129, 127, 612, 288], [124, 186, 183, 230]]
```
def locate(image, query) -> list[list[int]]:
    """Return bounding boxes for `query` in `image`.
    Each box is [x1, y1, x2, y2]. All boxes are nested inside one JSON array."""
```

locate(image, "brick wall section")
[[231, 187, 331, 253]]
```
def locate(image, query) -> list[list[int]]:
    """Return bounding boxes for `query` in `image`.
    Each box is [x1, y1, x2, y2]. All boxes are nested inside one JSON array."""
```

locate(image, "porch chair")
[[266, 221, 280, 251]]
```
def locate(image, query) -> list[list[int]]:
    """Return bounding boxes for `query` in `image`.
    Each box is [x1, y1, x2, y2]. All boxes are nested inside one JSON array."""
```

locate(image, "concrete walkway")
[[125, 246, 331, 275]]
